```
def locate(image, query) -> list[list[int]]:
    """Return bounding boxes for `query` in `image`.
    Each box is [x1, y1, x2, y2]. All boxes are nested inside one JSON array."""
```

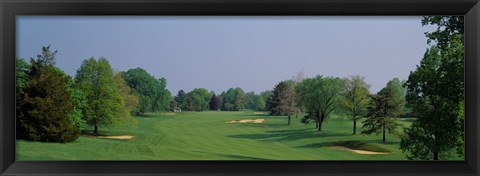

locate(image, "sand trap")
[[96, 135, 134, 140], [331, 146, 389, 155], [225, 118, 265, 124], [253, 112, 266, 115]]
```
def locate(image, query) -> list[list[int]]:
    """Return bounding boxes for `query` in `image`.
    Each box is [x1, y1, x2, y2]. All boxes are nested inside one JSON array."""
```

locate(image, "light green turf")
[[15, 111, 455, 160]]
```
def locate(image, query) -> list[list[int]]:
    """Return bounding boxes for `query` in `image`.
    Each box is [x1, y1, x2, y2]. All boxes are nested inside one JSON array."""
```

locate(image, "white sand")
[[96, 135, 134, 140], [225, 118, 266, 124], [331, 146, 389, 155]]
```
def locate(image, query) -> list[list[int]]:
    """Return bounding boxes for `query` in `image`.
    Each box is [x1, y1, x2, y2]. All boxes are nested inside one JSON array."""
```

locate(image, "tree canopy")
[[17, 46, 80, 142], [74, 57, 124, 135], [296, 75, 344, 131], [400, 16, 464, 160], [122, 68, 171, 114], [341, 75, 371, 135]]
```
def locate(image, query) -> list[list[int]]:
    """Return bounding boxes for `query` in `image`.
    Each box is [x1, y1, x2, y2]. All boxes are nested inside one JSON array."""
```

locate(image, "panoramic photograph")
[[15, 16, 464, 160]]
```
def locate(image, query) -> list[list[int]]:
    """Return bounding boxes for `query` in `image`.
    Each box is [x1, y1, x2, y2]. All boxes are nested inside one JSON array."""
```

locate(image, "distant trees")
[[209, 93, 221, 111], [257, 91, 272, 111], [17, 46, 80, 142], [296, 76, 344, 131], [244, 91, 258, 110], [175, 90, 187, 110], [221, 88, 245, 111], [342, 75, 371, 135], [361, 80, 403, 143], [189, 88, 212, 111], [122, 68, 171, 114], [400, 16, 464, 160], [74, 57, 124, 135]]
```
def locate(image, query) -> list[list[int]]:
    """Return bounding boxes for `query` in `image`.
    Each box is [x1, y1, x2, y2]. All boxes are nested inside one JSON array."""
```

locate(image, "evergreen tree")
[[17, 46, 80, 142]]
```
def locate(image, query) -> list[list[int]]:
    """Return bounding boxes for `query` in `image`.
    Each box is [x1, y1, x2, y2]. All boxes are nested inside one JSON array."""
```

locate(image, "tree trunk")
[[353, 116, 357, 135], [93, 125, 98, 136], [315, 118, 319, 129], [433, 151, 439, 160], [318, 115, 323, 131], [288, 115, 291, 125], [382, 123, 386, 143]]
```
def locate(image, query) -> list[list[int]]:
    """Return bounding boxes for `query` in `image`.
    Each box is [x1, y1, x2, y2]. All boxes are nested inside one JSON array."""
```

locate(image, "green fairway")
[[17, 111, 418, 160]]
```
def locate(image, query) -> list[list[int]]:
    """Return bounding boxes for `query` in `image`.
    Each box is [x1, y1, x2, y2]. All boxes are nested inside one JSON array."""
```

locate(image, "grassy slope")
[[17, 111, 430, 160]]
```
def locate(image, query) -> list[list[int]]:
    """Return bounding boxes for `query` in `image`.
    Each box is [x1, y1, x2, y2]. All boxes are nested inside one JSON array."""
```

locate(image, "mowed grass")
[[17, 111, 419, 160]]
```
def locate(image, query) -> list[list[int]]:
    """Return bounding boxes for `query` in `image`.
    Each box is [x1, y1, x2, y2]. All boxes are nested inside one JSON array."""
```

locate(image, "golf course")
[[17, 111, 418, 160]]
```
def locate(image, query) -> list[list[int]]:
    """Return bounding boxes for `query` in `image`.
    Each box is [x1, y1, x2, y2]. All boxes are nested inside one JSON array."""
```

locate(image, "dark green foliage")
[[122, 68, 171, 114], [209, 93, 221, 111], [400, 16, 464, 160], [267, 80, 297, 125], [400, 38, 464, 160], [422, 16, 463, 50], [267, 81, 290, 116], [360, 88, 402, 143], [35, 45, 58, 66], [17, 47, 80, 142], [175, 90, 187, 110], [244, 92, 258, 110], [74, 57, 124, 135]]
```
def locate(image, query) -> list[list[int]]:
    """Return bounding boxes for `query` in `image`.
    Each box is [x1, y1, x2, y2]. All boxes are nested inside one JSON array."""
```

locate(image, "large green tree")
[[296, 76, 344, 131], [17, 46, 80, 142], [189, 88, 212, 111], [361, 82, 402, 143], [114, 72, 140, 121], [74, 57, 124, 135], [342, 75, 371, 135], [268, 80, 297, 125], [400, 16, 464, 160], [122, 68, 171, 114]]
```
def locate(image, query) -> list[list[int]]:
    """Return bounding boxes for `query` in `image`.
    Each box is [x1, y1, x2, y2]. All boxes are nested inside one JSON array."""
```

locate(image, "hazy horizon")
[[17, 16, 436, 95]]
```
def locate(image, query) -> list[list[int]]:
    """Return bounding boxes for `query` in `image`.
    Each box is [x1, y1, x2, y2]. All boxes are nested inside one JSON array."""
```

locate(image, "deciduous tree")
[[74, 57, 124, 135], [342, 75, 371, 135], [296, 76, 344, 131]]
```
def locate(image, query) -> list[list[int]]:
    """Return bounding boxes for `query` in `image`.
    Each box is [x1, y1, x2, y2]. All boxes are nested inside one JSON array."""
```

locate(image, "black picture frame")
[[1, 0, 479, 175]]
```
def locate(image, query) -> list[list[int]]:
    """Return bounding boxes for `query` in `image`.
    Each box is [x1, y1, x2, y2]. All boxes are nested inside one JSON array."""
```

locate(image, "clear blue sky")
[[17, 16, 435, 95]]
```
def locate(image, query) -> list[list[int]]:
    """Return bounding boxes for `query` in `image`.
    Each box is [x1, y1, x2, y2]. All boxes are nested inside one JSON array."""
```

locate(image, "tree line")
[[16, 47, 172, 141]]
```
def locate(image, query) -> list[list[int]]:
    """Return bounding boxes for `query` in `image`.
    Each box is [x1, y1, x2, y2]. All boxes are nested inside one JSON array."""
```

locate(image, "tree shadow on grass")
[[227, 129, 352, 142], [236, 114, 271, 117], [193, 151, 271, 160], [295, 141, 336, 148]]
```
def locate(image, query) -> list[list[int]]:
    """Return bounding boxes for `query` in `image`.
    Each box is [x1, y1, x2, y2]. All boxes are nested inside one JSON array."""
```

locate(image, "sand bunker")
[[253, 112, 266, 115], [225, 118, 265, 124], [96, 135, 134, 140], [331, 146, 389, 155]]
